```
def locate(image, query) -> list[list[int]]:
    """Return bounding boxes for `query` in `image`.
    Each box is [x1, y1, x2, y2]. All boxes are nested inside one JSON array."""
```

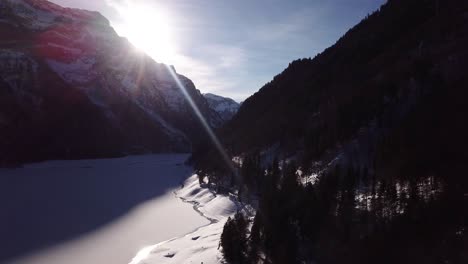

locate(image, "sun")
[[117, 4, 177, 64]]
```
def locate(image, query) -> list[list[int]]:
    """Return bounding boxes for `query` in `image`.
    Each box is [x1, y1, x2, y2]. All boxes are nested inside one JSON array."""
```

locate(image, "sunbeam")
[[165, 65, 235, 173]]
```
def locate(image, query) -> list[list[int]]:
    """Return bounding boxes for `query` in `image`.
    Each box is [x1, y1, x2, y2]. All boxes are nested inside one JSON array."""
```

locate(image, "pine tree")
[[247, 213, 262, 263], [220, 213, 248, 264], [198, 173, 204, 185]]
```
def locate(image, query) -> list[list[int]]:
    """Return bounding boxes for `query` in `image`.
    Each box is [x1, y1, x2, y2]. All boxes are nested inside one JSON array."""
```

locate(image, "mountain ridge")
[[203, 93, 240, 122], [0, 0, 220, 165], [192, 1, 468, 263], [217, 0, 468, 162]]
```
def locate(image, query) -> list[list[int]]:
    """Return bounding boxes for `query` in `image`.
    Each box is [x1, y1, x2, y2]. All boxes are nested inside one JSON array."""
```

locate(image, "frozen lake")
[[0, 154, 209, 264]]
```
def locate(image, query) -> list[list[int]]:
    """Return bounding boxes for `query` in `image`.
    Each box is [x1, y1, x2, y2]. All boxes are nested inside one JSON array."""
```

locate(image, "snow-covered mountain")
[[203, 93, 240, 122], [0, 0, 221, 164]]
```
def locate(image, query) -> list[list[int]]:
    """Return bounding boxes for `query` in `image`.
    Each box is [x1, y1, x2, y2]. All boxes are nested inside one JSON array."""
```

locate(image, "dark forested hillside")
[[220, 0, 468, 159], [192, 0, 468, 263]]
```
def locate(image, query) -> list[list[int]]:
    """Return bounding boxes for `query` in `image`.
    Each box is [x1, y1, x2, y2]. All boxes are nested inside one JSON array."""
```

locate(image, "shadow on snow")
[[0, 154, 191, 263]]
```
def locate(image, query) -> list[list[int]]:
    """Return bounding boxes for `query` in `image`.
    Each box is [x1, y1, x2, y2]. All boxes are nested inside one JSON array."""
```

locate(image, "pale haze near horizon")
[[50, 0, 385, 102]]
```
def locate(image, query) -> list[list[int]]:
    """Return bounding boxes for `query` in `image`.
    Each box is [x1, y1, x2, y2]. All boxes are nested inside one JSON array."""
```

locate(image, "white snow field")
[[132, 174, 241, 264], [0, 154, 212, 264]]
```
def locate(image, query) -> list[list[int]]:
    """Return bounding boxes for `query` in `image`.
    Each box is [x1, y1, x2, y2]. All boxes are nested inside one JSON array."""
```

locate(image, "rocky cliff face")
[[203, 93, 239, 123], [0, 0, 221, 164]]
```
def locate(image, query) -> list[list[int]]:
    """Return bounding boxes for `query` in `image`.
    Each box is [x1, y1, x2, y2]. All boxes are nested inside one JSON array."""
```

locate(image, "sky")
[[50, 0, 386, 102]]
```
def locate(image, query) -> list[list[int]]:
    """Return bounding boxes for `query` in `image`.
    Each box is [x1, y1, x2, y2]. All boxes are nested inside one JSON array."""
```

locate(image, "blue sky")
[[51, 0, 386, 101]]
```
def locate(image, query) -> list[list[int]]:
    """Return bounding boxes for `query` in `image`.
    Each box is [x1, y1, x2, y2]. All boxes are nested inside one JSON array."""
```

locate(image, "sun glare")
[[129, 245, 155, 264], [118, 4, 177, 64]]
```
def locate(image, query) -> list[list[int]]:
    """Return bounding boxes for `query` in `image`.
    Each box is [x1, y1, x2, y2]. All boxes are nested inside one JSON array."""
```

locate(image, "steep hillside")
[[192, 1, 468, 263], [0, 0, 220, 165], [203, 93, 240, 122], [218, 0, 468, 164]]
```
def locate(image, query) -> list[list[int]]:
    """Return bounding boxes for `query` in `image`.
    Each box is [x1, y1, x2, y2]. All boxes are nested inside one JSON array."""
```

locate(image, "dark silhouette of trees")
[[240, 152, 262, 195], [209, 0, 468, 263], [229, 154, 467, 263], [220, 212, 248, 264]]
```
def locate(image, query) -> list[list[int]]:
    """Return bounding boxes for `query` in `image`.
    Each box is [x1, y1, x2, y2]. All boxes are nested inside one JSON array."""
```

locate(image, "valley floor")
[[1, 155, 221, 264], [133, 175, 241, 264]]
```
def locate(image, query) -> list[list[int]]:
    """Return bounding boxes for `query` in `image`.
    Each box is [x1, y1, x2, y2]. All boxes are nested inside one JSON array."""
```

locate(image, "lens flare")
[[165, 65, 235, 173], [113, 2, 177, 65]]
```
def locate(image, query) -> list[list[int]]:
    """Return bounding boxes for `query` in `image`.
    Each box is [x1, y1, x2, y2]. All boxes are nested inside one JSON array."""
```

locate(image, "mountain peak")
[[2, 0, 110, 31], [0, 0, 221, 164], [203, 93, 240, 122]]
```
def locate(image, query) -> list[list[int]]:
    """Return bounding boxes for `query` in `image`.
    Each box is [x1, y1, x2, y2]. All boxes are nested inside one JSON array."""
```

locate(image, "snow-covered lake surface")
[[0, 154, 211, 264]]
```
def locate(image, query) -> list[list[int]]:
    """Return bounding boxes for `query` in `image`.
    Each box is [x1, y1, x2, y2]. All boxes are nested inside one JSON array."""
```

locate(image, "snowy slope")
[[203, 93, 240, 122], [134, 175, 243, 264]]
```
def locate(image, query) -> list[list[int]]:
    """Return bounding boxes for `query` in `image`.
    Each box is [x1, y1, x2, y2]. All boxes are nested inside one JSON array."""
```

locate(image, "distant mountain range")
[[203, 93, 240, 122], [0, 0, 237, 165]]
